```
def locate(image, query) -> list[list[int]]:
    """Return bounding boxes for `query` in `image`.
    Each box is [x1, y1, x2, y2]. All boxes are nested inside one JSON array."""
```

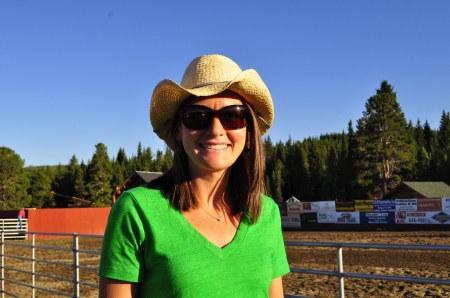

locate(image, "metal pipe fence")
[[0, 219, 28, 240], [283, 241, 450, 298], [1, 231, 102, 298], [1, 231, 449, 297]]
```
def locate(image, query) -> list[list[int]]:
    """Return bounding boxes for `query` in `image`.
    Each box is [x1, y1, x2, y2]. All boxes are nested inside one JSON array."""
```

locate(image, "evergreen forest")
[[1, 81, 450, 209]]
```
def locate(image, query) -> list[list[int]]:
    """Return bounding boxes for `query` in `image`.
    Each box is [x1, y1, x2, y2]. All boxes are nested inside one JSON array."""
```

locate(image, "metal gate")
[[1, 231, 449, 298]]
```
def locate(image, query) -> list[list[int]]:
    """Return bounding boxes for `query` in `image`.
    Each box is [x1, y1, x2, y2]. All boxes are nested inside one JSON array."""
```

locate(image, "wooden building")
[[383, 181, 450, 199]]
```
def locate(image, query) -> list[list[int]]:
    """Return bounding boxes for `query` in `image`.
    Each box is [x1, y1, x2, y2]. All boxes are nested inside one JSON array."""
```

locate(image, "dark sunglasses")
[[180, 105, 250, 130]]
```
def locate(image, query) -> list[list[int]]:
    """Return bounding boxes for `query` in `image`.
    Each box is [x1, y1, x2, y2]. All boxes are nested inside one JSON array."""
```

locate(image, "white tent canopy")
[[286, 196, 300, 202]]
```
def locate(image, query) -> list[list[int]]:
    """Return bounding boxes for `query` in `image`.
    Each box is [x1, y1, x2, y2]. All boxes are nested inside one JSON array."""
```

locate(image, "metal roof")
[[134, 171, 163, 183], [402, 181, 450, 198]]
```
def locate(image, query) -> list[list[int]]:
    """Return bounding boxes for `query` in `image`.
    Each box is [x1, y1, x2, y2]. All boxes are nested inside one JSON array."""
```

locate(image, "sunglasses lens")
[[181, 105, 249, 130], [220, 106, 248, 129], [182, 107, 211, 129]]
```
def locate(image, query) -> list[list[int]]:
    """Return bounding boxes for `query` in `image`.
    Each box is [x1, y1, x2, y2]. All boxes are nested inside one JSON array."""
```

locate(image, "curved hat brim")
[[150, 69, 273, 150]]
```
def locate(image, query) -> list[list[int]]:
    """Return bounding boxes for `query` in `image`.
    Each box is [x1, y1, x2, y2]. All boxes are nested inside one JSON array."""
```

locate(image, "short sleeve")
[[98, 191, 146, 282], [269, 200, 290, 278]]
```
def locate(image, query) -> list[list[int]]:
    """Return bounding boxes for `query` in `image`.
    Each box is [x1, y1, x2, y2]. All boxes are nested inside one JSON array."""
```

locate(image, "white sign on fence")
[[286, 202, 303, 215], [395, 199, 417, 211], [281, 214, 302, 227], [317, 212, 336, 223], [336, 212, 360, 224], [303, 201, 336, 213]]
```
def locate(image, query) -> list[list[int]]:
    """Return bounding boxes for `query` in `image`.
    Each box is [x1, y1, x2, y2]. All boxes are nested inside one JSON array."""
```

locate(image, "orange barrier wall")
[[27, 207, 111, 239]]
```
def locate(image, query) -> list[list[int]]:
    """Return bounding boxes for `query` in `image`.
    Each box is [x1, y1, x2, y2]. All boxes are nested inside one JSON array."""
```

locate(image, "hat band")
[[191, 81, 230, 89]]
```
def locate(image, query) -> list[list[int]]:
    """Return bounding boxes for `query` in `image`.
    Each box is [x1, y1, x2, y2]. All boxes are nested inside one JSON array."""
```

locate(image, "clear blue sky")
[[1, 1, 449, 166]]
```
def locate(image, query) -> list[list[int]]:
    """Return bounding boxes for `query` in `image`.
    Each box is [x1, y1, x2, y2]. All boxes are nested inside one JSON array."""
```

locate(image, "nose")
[[206, 115, 225, 136]]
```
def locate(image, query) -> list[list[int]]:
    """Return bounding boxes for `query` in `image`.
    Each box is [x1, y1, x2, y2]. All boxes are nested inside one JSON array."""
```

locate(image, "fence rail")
[[284, 241, 450, 298], [1, 231, 102, 298], [1, 231, 449, 297], [0, 219, 28, 240]]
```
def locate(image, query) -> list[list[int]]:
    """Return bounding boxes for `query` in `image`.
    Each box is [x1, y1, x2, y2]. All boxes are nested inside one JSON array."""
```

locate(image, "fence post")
[[337, 245, 345, 298], [31, 233, 35, 298], [1, 231, 4, 298], [73, 234, 80, 298]]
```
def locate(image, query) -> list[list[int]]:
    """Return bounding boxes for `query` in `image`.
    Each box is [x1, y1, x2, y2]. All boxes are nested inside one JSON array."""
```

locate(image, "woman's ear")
[[175, 122, 182, 142]]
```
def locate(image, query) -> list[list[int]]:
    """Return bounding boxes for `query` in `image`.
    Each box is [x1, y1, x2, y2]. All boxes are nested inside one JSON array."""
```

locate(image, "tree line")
[[1, 80, 449, 209], [0, 143, 173, 209]]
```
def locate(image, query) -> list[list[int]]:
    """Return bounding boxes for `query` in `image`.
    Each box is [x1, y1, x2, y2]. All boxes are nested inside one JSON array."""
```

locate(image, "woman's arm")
[[98, 277, 138, 298], [269, 276, 284, 298]]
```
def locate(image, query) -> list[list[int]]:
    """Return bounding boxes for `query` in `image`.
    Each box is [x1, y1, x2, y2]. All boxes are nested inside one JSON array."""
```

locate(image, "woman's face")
[[176, 90, 247, 178]]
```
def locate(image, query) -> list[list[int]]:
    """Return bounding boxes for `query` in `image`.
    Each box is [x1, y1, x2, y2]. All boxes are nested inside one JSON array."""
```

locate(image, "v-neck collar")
[[176, 210, 250, 259]]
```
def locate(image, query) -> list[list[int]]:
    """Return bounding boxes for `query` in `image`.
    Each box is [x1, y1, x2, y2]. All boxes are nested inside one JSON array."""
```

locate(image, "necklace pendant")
[[217, 218, 221, 221]]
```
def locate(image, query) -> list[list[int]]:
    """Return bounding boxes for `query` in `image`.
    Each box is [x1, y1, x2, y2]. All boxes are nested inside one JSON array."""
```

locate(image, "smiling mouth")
[[200, 144, 228, 150]]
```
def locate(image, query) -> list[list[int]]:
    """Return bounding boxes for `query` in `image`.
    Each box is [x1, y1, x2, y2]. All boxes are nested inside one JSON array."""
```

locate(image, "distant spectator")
[[17, 208, 25, 229]]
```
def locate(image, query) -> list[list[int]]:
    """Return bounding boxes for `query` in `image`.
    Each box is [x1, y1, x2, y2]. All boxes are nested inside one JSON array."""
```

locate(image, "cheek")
[[229, 129, 247, 148], [181, 129, 200, 146]]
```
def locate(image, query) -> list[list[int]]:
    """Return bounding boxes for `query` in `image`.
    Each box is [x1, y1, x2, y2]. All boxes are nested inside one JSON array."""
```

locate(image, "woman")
[[98, 54, 289, 297]]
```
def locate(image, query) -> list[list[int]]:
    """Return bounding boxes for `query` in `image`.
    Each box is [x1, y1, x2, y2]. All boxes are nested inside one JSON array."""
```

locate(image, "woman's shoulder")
[[260, 194, 282, 216], [115, 184, 167, 209], [261, 194, 279, 206]]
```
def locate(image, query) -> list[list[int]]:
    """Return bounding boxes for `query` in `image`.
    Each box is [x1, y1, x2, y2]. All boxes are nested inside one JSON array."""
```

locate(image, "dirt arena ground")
[[3, 230, 450, 297]]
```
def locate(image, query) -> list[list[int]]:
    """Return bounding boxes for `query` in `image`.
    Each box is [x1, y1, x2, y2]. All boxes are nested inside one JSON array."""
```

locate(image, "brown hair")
[[149, 98, 266, 224]]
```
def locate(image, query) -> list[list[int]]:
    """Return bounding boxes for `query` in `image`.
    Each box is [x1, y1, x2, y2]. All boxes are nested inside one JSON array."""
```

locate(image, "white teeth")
[[203, 144, 227, 149]]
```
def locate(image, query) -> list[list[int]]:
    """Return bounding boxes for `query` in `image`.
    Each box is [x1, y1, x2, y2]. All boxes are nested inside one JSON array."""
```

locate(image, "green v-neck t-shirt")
[[99, 185, 289, 297]]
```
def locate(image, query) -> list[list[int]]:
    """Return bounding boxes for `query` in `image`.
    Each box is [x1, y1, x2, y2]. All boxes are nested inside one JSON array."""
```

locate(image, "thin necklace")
[[199, 205, 225, 221]]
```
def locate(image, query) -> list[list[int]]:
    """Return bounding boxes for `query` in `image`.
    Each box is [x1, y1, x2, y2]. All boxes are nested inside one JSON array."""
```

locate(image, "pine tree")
[[423, 121, 435, 154], [288, 141, 312, 200], [141, 147, 153, 171], [438, 111, 450, 150], [271, 159, 284, 203], [28, 167, 53, 208], [86, 143, 113, 206], [73, 164, 86, 199], [354, 80, 414, 198], [321, 146, 339, 200], [414, 119, 426, 150], [307, 140, 325, 200], [0, 147, 31, 209], [337, 131, 350, 201], [153, 149, 165, 172], [347, 121, 361, 199], [161, 146, 173, 172], [401, 120, 417, 181], [435, 111, 450, 184], [414, 119, 431, 180]]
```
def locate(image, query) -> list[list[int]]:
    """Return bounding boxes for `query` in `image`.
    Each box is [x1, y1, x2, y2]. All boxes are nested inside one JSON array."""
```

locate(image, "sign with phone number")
[[395, 211, 450, 224]]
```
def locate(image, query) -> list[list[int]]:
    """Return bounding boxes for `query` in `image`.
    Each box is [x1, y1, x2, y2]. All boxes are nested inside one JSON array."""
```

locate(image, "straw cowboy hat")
[[150, 54, 274, 150]]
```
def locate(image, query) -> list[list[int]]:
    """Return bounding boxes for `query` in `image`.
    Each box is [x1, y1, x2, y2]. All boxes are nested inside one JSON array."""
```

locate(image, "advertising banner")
[[442, 198, 450, 212], [317, 212, 337, 223], [335, 201, 355, 211], [281, 214, 301, 228], [300, 213, 317, 223], [360, 212, 395, 224], [336, 212, 360, 224], [395, 199, 417, 211], [374, 199, 396, 212], [395, 211, 406, 223], [427, 211, 450, 224], [417, 198, 442, 211], [286, 202, 303, 215], [395, 211, 429, 224], [354, 200, 374, 212], [303, 201, 336, 213]]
